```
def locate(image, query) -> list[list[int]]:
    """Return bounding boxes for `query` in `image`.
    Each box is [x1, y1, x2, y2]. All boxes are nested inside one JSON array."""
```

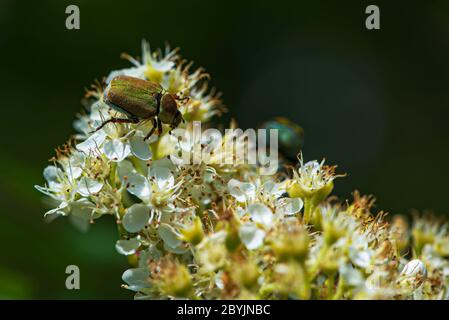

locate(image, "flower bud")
[[400, 259, 427, 278], [225, 221, 242, 252], [161, 264, 193, 298], [397, 259, 427, 294], [271, 230, 309, 262], [180, 216, 205, 246], [390, 215, 409, 254], [234, 261, 260, 290], [323, 219, 346, 247], [288, 158, 338, 207]]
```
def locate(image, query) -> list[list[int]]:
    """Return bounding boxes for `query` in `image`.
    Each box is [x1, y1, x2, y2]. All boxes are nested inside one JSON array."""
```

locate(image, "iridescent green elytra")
[[259, 117, 304, 161], [95, 75, 184, 140]]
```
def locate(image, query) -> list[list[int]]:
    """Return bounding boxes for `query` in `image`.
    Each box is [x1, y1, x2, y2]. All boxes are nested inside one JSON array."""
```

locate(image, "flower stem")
[[303, 197, 315, 225]]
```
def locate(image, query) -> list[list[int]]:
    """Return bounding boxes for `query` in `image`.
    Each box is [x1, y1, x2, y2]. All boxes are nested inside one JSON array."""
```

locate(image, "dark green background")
[[1, 0, 448, 299]]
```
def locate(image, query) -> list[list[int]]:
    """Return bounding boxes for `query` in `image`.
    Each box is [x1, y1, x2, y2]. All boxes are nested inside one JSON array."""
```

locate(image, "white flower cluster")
[[36, 41, 449, 300]]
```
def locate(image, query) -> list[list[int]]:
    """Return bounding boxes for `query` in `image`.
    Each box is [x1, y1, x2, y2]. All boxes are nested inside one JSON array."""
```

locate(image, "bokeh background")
[[1, 0, 448, 299]]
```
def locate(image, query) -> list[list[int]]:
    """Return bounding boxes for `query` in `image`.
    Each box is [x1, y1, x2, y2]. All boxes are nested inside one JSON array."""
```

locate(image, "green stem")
[[303, 197, 314, 225], [326, 273, 335, 299], [332, 276, 345, 300], [109, 162, 117, 188], [298, 261, 311, 300]]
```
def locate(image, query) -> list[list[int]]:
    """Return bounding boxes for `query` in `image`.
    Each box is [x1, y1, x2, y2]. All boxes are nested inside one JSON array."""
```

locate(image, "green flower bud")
[[390, 215, 409, 254], [225, 221, 242, 252], [323, 218, 346, 247], [162, 264, 193, 298], [271, 230, 309, 262], [180, 216, 205, 246], [320, 250, 340, 275], [234, 261, 260, 290]]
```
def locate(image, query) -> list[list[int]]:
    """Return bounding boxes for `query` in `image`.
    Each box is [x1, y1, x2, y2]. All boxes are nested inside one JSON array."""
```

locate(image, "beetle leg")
[[157, 118, 163, 135], [144, 118, 157, 141], [174, 94, 189, 103], [93, 117, 139, 132]]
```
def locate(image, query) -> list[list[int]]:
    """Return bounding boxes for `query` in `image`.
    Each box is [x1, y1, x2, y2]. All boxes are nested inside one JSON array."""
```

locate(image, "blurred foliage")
[[0, 0, 448, 298]]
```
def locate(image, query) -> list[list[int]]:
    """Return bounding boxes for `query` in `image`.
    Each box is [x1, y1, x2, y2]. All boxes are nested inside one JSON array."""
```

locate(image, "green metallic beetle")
[[94, 75, 184, 140], [259, 117, 304, 161]]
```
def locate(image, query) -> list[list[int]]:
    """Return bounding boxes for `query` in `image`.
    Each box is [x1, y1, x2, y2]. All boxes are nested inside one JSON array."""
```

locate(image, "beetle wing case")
[[105, 75, 162, 119]]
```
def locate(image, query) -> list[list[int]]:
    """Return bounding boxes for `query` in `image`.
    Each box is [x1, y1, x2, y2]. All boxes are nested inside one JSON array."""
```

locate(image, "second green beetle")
[[95, 75, 184, 140]]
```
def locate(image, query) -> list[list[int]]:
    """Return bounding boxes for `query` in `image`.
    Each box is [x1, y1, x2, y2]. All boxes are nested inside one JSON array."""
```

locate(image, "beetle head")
[[159, 93, 183, 128], [171, 110, 183, 128]]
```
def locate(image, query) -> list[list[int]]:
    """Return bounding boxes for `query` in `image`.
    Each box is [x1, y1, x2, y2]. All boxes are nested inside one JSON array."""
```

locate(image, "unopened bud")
[[162, 264, 193, 298], [397, 259, 427, 294], [180, 216, 204, 246], [400, 259, 427, 278], [271, 231, 309, 262], [235, 261, 260, 290]]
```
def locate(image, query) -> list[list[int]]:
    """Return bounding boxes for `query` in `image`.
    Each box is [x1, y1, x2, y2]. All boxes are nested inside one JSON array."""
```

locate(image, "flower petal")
[[117, 160, 137, 180], [89, 101, 112, 122], [44, 201, 69, 217], [339, 263, 365, 288], [130, 135, 152, 160], [149, 166, 174, 190], [228, 179, 255, 203], [349, 247, 372, 269], [77, 177, 103, 196], [116, 238, 141, 255], [239, 223, 265, 250], [103, 138, 131, 162], [248, 203, 273, 228], [276, 197, 303, 216], [158, 223, 182, 249], [76, 130, 107, 154], [122, 267, 150, 292], [71, 199, 95, 218], [126, 173, 151, 202], [263, 180, 284, 199], [122, 204, 150, 233], [69, 214, 90, 233], [43, 165, 62, 184]]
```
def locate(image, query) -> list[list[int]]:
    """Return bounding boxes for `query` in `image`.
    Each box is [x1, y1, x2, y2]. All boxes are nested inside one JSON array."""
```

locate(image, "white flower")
[[363, 270, 397, 299], [227, 178, 302, 217], [106, 40, 177, 85], [35, 155, 85, 217], [35, 147, 110, 220], [184, 82, 224, 121], [295, 160, 331, 192], [290, 155, 341, 199], [76, 122, 152, 162], [123, 165, 183, 225], [228, 179, 256, 203], [260, 180, 303, 216]]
